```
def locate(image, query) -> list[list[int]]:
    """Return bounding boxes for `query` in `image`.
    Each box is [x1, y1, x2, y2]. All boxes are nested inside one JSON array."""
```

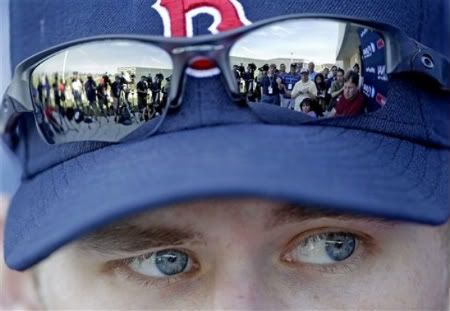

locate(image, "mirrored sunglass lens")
[[230, 19, 388, 118], [30, 40, 173, 144]]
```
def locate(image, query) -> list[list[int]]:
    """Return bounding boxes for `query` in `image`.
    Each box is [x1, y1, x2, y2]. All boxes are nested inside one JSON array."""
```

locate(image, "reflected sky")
[[33, 20, 342, 78], [33, 40, 173, 76], [230, 20, 341, 64]]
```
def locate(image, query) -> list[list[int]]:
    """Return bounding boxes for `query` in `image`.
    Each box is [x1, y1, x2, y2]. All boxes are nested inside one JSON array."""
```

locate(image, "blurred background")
[[1, 4, 32, 309], [1, 0, 21, 197]]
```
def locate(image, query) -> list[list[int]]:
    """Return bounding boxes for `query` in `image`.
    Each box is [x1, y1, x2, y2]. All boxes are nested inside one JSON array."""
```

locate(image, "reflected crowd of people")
[[32, 70, 171, 136], [32, 60, 368, 140], [232, 61, 366, 118]]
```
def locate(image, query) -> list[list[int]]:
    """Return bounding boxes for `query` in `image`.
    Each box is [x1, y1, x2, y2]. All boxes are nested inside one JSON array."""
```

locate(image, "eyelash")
[[280, 227, 376, 274], [105, 228, 376, 288], [106, 249, 201, 289]]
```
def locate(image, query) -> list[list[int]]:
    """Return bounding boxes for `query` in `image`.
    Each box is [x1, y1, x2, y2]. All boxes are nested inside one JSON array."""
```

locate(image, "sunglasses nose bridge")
[[188, 56, 218, 70], [168, 44, 241, 108], [171, 43, 227, 72]]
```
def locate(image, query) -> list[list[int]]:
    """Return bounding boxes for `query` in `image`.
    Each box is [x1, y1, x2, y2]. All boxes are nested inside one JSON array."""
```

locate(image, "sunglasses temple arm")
[[0, 94, 16, 135], [391, 38, 450, 91], [435, 56, 450, 91], [0, 92, 31, 144]]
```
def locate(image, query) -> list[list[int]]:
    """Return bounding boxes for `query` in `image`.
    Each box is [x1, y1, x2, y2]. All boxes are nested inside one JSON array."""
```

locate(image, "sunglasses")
[[1, 13, 448, 145]]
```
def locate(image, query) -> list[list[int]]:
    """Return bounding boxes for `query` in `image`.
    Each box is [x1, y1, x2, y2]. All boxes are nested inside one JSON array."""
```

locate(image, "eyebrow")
[[78, 223, 204, 255], [266, 203, 396, 230], [78, 203, 395, 254]]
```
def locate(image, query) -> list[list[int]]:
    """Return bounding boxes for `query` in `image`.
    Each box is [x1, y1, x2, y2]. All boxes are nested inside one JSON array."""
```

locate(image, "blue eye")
[[155, 249, 188, 275], [286, 232, 357, 265], [324, 232, 355, 261], [128, 249, 192, 277]]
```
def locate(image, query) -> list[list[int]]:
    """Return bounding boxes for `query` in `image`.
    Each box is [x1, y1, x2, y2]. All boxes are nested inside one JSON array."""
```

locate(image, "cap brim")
[[5, 124, 449, 270]]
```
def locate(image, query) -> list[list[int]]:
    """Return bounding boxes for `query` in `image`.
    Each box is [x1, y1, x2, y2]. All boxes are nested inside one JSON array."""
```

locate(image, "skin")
[[301, 72, 309, 83], [336, 71, 344, 83], [330, 71, 345, 99], [10, 198, 444, 310], [330, 66, 337, 78], [301, 103, 311, 113], [343, 80, 359, 101], [308, 62, 315, 73], [269, 66, 276, 75]]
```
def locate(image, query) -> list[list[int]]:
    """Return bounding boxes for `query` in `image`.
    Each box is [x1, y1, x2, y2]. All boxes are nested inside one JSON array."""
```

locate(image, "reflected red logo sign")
[[153, 0, 251, 37]]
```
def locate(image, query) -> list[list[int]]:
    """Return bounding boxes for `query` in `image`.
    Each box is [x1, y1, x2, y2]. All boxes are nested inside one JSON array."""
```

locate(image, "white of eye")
[[288, 232, 357, 265], [128, 250, 193, 278]]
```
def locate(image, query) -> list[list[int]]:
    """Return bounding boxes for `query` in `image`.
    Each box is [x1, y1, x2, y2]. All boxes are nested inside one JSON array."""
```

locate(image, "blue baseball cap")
[[4, 0, 449, 270]]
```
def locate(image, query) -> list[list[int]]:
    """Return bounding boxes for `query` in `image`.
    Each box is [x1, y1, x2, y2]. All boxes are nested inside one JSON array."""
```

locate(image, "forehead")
[[94, 198, 388, 231], [124, 199, 282, 227]]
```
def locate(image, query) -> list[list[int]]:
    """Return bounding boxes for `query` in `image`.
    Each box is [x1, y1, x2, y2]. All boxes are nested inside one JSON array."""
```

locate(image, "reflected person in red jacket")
[[334, 71, 366, 117]]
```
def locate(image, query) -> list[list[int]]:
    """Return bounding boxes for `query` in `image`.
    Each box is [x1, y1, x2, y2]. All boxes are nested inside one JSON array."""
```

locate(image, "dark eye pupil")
[[167, 255, 176, 263], [325, 232, 355, 261], [155, 249, 188, 276]]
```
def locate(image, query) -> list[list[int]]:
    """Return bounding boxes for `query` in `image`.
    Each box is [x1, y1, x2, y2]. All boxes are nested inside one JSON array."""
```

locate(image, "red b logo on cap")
[[153, 0, 251, 37]]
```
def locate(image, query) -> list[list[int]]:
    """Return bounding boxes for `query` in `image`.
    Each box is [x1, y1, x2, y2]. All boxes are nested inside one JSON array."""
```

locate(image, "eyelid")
[[280, 227, 377, 273], [102, 248, 201, 289]]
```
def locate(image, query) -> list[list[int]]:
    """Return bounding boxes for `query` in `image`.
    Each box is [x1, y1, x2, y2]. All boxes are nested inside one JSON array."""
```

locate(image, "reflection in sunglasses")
[[30, 41, 173, 143], [230, 19, 389, 119], [29, 20, 389, 143]]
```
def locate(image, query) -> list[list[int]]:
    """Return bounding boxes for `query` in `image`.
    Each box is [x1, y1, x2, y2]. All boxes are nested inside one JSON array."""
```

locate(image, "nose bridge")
[[209, 248, 269, 310]]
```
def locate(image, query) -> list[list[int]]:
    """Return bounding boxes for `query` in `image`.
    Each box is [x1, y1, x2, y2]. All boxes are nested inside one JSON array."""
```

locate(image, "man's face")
[[280, 64, 286, 72], [343, 80, 358, 100], [336, 71, 344, 83], [331, 67, 337, 76], [308, 62, 314, 72], [301, 72, 309, 82], [34, 199, 449, 310]]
